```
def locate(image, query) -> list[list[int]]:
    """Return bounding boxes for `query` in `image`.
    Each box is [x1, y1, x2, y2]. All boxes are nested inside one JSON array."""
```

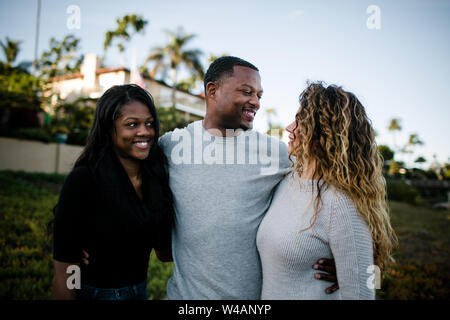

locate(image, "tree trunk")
[[171, 67, 178, 107]]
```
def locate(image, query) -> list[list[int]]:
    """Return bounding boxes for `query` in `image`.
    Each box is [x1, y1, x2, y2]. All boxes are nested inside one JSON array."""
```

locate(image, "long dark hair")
[[75, 84, 160, 170], [75, 84, 174, 226]]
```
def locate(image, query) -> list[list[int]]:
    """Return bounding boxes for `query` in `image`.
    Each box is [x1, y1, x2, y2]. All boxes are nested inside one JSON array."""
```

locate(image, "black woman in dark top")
[[51, 84, 174, 300]]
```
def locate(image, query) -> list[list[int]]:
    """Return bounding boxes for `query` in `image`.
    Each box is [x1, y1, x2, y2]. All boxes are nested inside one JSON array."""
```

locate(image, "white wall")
[[0, 137, 83, 174]]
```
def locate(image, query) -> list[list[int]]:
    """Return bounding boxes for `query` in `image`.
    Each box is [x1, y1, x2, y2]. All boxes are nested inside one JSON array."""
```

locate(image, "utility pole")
[[32, 0, 41, 75]]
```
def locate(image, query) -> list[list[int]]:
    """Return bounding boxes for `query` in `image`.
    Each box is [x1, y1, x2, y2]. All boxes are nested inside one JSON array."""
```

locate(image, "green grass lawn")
[[0, 170, 448, 299], [378, 201, 450, 299]]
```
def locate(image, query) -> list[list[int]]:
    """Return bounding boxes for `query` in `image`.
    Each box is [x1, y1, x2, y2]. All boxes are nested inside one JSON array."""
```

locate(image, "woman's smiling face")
[[286, 106, 301, 154], [112, 101, 155, 162]]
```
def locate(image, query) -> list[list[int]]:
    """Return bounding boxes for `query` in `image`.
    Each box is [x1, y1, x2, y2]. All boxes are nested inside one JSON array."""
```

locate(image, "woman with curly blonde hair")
[[256, 82, 397, 300]]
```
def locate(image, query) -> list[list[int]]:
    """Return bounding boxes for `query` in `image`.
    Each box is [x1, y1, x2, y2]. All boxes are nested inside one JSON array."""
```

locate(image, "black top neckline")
[[89, 148, 153, 227]]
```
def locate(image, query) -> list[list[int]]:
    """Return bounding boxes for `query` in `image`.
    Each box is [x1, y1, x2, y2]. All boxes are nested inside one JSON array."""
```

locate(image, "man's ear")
[[205, 81, 218, 99]]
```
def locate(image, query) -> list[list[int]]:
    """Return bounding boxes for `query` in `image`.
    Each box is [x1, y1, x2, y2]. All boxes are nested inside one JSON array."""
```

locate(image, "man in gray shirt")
[[159, 56, 337, 299]]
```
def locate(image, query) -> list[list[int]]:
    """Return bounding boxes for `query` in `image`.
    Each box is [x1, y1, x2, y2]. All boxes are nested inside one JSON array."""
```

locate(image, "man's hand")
[[312, 258, 339, 294], [81, 250, 89, 265], [155, 249, 173, 262]]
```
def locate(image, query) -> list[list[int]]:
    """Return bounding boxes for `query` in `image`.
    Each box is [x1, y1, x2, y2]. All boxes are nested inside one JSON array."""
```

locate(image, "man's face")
[[211, 66, 263, 131]]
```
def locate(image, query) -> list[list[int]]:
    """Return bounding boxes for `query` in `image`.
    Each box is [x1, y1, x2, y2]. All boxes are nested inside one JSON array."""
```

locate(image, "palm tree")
[[407, 133, 424, 149], [264, 108, 284, 138], [38, 35, 82, 79], [143, 27, 204, 106], [266, 124, 284, 139], [406, 133, 424, 168], [388, 118, 402, 152], [0, 37, 22, 66], [414, 156, 426, 170], [208, 53, 228, 64], [104, 15, 147, 52], [176, 73, 202, 92], [265, 108, 276, 129]]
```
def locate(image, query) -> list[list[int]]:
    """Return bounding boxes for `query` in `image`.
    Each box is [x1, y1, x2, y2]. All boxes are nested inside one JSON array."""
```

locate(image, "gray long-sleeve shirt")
[[159, 121, 290, 299], [257, 173, 375, 300]]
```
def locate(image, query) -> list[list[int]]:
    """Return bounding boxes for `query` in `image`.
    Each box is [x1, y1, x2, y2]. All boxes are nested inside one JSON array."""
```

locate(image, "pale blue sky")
[[1, 0, 449, 166]]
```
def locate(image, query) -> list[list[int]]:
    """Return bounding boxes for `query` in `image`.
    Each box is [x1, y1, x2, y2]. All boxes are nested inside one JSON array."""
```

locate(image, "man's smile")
[[242, 107, 257, 121]]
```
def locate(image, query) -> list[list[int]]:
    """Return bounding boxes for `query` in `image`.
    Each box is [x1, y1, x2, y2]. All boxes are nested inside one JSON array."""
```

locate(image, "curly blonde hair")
[[290, 82, 397, 273]]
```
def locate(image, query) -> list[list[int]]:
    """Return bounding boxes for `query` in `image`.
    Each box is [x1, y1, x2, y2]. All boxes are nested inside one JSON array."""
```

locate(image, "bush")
[[67, 129, 89, 146], [5, 170, 67, 186], [0, 63, 43, 131], [387, 181, 421, 205], [378, 145, 394, 162], [147, 252, 173, 299], [13, 128, 53, 143], [156, 106, 190, 136]]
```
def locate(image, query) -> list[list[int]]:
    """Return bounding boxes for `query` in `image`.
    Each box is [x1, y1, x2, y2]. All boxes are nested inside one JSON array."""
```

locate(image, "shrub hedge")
[[386, 180, 421, 205]]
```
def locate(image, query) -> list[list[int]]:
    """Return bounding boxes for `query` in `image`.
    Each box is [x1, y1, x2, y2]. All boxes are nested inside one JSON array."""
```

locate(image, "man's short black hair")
[[204, 56, 259, 91]]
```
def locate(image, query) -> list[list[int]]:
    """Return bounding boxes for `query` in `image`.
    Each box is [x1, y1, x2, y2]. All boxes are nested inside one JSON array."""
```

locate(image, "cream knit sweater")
[[256, 173, 376, 300]]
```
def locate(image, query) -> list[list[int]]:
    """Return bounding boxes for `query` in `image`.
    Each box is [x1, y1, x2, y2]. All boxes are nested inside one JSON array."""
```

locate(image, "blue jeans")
[[76, 281, 148, 300]]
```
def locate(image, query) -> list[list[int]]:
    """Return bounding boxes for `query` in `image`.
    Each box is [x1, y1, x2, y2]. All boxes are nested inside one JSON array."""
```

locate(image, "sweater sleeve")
[[53, 166, 92, 263], [328, 194, 376, 300]]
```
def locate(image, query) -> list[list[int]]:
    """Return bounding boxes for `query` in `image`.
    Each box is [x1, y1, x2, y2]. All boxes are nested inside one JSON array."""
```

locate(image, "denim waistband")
[[77, 280, 148, 300]]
